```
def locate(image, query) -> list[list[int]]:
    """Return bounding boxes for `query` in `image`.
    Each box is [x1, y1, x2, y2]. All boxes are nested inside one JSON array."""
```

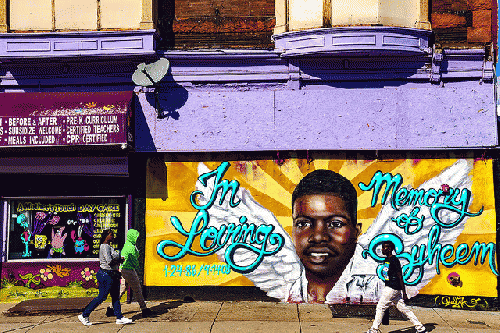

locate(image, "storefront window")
[[7, 197, 126, 260]]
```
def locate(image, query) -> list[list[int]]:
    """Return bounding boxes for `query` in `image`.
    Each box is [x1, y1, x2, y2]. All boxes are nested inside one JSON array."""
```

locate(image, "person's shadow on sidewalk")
[[388, 323, 436, 332], [124, 300, 187, 320]]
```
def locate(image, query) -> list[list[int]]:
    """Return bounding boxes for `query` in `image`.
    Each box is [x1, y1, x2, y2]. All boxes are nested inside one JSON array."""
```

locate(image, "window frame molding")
[[275, 0, 431, 35], [0, 0, 7, 32]]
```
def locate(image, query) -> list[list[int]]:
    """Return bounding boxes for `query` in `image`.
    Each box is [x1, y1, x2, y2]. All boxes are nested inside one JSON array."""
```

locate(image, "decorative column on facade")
[[417, 0, 431, 29], [140, 0, 156, 29], [0, 0, 7, 32], [274, 0, 287, 34]]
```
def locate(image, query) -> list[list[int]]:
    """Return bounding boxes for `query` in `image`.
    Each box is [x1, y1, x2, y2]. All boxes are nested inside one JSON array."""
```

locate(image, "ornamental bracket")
[[430, 47, 443, 84]]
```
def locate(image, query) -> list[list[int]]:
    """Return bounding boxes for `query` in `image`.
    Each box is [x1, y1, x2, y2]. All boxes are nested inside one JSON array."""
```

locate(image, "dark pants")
[[82, 269, 122, 319]]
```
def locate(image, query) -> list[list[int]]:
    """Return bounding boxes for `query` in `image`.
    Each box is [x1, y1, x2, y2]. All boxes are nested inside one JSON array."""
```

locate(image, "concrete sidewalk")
[[1, 300, 500, 333]]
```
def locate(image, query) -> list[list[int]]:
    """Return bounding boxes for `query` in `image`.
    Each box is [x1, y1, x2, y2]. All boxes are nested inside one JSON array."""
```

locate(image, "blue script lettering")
[[190, 162, 240, 210], [391, 207, 424, 234], [156, 162, 285, 274], [359, 171, 483, 227], [362, 226, 498, 285]]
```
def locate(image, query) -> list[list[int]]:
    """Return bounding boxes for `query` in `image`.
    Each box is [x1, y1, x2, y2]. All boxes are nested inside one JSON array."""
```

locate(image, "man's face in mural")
[[292, 194, 360, 279]]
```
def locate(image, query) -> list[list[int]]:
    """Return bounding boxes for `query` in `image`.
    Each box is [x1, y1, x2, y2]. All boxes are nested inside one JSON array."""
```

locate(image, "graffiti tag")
[[434, 296, 488, 309]]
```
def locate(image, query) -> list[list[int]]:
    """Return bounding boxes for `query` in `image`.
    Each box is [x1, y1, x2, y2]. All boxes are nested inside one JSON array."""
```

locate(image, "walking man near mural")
[[292, 169, 361, 302], [107, 229, 152, 317], [366, 241, 427, 333]]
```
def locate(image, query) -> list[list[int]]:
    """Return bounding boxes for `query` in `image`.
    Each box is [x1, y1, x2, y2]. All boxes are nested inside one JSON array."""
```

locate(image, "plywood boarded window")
[[157, 0, 275, 49], [431, 0, 495, 48]]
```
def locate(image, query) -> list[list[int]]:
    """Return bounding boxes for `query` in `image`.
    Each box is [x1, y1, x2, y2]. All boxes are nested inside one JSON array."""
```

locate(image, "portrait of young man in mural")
[[291, 170, 361, 302]]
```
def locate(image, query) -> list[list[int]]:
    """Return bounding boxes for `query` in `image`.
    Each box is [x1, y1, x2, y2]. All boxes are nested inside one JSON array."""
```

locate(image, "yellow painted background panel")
[[55, 0, 97, 30], [11, 0, 52, 30], [101, 0, 142, 29]]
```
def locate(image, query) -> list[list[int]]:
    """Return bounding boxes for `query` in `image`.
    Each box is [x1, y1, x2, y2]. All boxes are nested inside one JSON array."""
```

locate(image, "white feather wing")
[[350, 159, 475, 298], [196, 163, 306, 302]]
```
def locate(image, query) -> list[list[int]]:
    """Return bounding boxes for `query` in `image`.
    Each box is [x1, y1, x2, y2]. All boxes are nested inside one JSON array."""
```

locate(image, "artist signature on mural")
[[434, 296, 488, 309]]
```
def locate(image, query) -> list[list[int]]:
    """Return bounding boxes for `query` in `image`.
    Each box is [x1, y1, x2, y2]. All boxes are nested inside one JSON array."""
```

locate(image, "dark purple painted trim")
[[0, 157, 129, 175], [272, 27, 432, 57], [0, 40, 489, 93], [0, 30, 157, 59], [154, 48, 491, 89], [158, 49, 282, 60], [1, 201, 6, 263], [443, 49, 485, 55], [127, 194, 133, 229]]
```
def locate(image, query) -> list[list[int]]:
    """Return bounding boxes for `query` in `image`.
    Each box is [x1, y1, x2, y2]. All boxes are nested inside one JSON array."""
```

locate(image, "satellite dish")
[[132, 58, 171, 119], [132, 58, 170, 87]]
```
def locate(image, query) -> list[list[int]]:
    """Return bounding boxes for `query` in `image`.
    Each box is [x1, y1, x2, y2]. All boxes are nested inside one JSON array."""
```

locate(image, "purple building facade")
[[0, 6, 498, 309]]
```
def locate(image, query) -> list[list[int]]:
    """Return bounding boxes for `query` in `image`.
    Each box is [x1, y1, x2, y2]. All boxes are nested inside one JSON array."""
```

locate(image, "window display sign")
[[145, 158, 497, 304], [7, 197, 126, 260]]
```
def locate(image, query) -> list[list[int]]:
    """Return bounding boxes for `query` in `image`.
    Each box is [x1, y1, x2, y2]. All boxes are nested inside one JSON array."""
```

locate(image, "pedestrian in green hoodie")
[[106, 229, 152, 317]]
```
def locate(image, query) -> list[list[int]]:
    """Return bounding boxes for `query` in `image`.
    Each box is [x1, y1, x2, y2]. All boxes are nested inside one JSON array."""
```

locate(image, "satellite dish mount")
[[132, 58, 170, 119]]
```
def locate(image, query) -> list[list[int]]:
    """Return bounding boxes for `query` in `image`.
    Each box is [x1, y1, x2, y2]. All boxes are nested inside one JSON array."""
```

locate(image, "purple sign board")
[[0, 91, 132, 147]]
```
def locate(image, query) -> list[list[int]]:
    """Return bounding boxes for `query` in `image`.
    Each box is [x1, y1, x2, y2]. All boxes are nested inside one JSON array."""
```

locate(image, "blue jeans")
[[82, 269, 122, 319]]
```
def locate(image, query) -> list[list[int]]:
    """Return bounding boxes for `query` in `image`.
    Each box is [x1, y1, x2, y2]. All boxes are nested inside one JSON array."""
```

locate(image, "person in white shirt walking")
[[366, 241, 427, 333]]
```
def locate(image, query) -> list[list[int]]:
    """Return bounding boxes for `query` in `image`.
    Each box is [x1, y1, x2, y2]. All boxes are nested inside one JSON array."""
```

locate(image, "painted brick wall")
[[431, 0, 495, 48]]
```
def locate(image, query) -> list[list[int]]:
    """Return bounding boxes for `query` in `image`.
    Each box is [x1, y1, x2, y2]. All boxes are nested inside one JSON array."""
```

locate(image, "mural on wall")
[[1, 197, 126, 302], [0, 261, 100, 302], [145, 158, 497, 304]]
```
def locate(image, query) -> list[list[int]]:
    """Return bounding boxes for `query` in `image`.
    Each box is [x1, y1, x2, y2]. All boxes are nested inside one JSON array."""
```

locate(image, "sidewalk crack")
[[432, 308, 459, 332], [209, 301, 224, 333], [4, 324, 37, 332], [24, 316, 50, 331], [297, 303, 302, 333]]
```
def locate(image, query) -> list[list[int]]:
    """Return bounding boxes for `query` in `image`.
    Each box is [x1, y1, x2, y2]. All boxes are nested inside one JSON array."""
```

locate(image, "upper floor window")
[[10, 0, 143, 31], [276, 0, 430, 33], [3, 0, 495, 52]]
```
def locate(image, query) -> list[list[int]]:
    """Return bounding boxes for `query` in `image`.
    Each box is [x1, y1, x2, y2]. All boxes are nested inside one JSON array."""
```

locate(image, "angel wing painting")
[[154, 158, 496, 304]]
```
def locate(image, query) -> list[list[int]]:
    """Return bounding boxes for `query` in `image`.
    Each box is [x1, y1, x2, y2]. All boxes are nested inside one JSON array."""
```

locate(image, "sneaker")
[[366, 329, 381, 333], [78, 314, 92, 326], [116, 317, 133, 325], [106, 306, 114, 317]]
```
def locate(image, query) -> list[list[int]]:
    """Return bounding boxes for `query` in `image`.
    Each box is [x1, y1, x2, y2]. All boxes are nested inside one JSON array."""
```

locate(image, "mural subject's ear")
[[355, 223, 362, 238]]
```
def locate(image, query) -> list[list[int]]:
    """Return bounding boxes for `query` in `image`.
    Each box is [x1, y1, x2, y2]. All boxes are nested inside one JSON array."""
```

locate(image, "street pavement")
[[1, 300, 500, 333]]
